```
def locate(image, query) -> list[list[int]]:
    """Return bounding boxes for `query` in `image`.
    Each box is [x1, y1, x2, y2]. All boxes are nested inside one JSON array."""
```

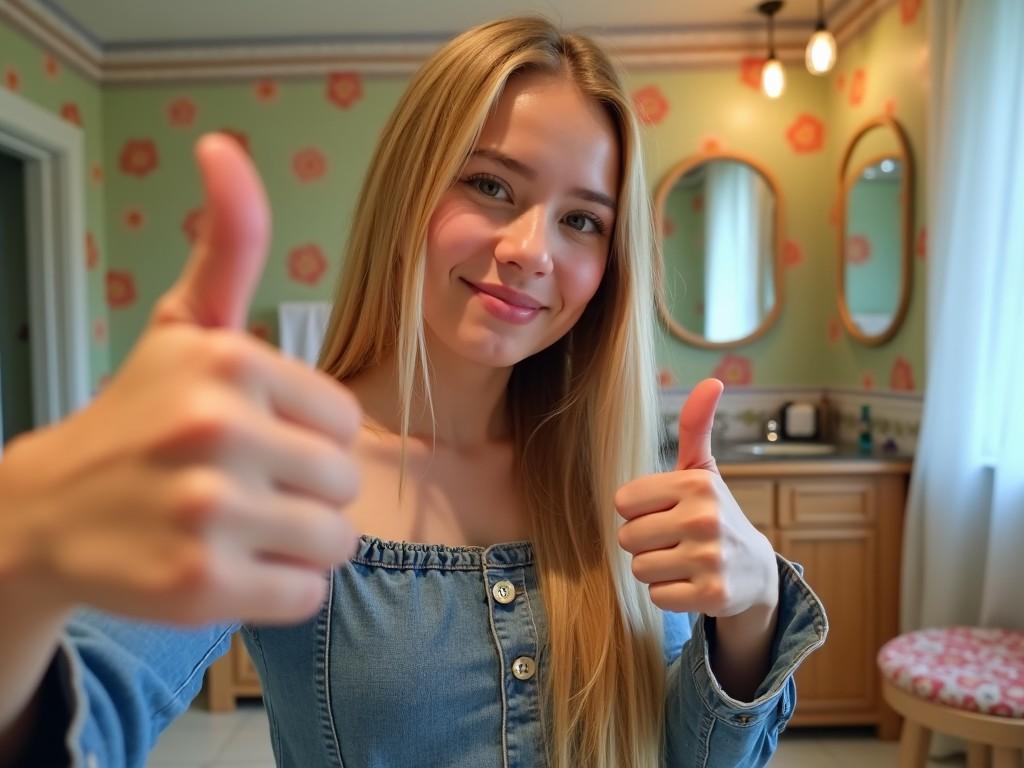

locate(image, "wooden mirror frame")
[[836, 115, 915, 346], [653, 150, 785, 350]]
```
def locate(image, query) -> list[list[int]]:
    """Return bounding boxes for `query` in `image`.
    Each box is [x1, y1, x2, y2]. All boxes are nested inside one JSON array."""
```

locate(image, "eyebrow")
[[470, 148, 617, 211]]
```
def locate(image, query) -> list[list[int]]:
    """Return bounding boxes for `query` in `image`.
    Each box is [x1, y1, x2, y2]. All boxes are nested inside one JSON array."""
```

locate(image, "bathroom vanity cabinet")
[[721, 454, 913, 739]]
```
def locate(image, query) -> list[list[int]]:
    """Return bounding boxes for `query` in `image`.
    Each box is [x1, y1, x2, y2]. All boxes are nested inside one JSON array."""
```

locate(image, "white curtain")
[[277, 301, 331, 367], [703, 163, 771, 342], [901, 0, 1024, 638]]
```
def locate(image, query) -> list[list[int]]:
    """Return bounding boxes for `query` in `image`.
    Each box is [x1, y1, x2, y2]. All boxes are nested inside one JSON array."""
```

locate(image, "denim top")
[[42, 534, 827, 768]]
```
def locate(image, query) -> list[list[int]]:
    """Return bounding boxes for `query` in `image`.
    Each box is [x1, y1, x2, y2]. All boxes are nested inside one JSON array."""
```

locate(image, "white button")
[[86, 754, 99, 768], [512, 656, 536, 680], [492, 580, 517, 604]]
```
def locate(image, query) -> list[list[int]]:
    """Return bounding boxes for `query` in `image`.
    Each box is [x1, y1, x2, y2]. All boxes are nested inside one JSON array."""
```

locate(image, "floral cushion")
[[878, 627, 1024, 718]]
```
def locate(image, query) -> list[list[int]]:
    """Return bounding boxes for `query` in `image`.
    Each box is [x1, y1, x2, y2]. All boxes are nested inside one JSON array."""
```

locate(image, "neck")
[[344, 329, 514, 452]]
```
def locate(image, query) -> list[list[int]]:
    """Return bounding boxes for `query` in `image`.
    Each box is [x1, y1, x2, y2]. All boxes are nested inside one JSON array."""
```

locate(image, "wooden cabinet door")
[[233, 635, 262, 686], [778, 527, 877, 719]]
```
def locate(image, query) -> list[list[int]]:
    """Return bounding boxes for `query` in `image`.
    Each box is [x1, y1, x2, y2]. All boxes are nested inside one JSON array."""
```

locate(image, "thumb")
[[676, 378, 724, 473], [151, 132, 270, 330]]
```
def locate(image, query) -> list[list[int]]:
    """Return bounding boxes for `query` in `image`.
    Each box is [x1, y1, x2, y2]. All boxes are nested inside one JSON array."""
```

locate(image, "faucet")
[[764, 417, 781, 443]]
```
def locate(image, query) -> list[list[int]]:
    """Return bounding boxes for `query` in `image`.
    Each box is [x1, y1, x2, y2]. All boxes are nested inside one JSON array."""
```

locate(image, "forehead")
[[474, 71, 620, 198]]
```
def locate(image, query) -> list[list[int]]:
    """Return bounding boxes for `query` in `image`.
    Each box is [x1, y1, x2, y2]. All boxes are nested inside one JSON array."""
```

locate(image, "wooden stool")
[[877, 627, 1024, 768]]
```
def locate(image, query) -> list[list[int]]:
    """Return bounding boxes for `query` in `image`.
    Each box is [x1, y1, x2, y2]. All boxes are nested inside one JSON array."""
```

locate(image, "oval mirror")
[[654, 153, 783, 348], [838, 116, 914, 345]]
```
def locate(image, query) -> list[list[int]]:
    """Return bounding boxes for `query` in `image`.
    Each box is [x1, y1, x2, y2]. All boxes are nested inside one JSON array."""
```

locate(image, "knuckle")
[[170, 469, 233, 528], [688, 510, 721, 537], [681, 472, 717, 498], [702, 578, 727, 608], [204, 331, 255, 382]]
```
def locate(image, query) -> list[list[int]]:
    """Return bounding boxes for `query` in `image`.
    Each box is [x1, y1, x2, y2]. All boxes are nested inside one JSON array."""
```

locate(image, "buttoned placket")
[[483, 553, 544, 768]]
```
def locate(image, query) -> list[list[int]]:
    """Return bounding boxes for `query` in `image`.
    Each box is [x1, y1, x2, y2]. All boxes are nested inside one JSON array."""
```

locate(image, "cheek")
[[426, 196, 476, 277], [558, 255, 608, 315]]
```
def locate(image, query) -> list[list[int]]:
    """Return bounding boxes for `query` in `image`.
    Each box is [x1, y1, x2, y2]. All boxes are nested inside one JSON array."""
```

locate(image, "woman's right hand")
[[0, 133, 362, 626]]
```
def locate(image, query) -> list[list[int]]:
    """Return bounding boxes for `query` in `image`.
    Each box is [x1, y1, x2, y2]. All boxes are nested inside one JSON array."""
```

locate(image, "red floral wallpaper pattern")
[[254, 79, 278, 102], [60, 102, 81, 126], [119, 140, 159, 177], [287, 244, 328, 285], [85, 232, 99, 271], [783, 239, 803, 267], [901, 0, 923, 25], [890, 356, 915, 390], [167, 97, 197, 128], [785, 114, 825, 153], [106, 271, 137, 308], [632, 85, 669, 126], [739, 57, 766, 91], [293, 147, 327, 182], [849, 69, 868, 107], [4, 67, 20, 91], [122, 207, 145, 231], [712, 354, 753, 386], [327, 72, 363, 109]]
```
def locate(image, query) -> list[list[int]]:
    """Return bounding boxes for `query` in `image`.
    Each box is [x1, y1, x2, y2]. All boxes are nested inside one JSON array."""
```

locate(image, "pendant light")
[[805, 0, 837, 74], [757, 1, 785, 99]]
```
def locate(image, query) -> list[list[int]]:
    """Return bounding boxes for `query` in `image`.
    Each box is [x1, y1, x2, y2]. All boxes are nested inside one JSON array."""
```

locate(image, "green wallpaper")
[[0, 0, 927, 396], [823, 1, 927, 392], [0, 19, 109, 393]]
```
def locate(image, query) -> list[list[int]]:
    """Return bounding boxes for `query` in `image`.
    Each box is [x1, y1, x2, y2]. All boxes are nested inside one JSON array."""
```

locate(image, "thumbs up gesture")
[[0, 135, 363, 626], [615, 379, 778, 619]]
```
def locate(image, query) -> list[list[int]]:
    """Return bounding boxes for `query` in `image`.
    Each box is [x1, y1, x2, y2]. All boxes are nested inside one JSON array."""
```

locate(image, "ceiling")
[[42, 0, 850, 48]]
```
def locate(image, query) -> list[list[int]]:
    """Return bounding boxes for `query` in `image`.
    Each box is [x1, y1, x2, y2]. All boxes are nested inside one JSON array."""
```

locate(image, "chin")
[[438, 323, 548, 370]]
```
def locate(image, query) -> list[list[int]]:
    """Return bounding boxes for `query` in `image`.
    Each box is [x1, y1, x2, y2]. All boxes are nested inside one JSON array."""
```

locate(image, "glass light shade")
[[805, 29, 837, 74], [761, 58, 785, 98]]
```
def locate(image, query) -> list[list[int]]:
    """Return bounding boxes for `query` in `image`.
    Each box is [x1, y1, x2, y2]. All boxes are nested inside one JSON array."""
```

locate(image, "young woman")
[[0, 16, 826, 768]]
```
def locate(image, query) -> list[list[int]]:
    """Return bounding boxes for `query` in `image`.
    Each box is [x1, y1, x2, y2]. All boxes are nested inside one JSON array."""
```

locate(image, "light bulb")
[[761, 58, 785, 98], [805, 28, 837, 74]]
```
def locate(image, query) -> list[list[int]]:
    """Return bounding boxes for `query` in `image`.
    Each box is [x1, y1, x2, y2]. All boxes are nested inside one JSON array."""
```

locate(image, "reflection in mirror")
[[845, 157, 902, 335], [657, 156, 781, 347], [838, 116, 914, 345]]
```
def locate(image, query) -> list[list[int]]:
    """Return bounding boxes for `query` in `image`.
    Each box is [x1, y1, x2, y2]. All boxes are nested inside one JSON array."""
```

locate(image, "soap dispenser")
[[858, 404, 873, 455]]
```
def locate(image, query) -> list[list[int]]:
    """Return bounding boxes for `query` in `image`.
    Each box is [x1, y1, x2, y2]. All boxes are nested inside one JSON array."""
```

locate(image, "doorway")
[[0, 150, 33, 448], [0, 87, 90, 456]]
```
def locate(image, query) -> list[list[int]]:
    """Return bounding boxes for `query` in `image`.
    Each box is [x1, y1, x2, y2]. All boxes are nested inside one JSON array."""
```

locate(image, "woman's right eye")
[[464, 174, 511, 202]]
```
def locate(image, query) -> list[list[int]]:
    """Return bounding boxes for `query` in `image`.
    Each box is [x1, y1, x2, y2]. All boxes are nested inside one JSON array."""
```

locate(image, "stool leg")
[[991, 747, 1022, 768], [967, 742, 990, 768], [898, 720, 931, 768]]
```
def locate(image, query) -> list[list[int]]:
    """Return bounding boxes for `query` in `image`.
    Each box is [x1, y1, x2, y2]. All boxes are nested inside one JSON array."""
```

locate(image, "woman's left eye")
[[564, 212, 606, 235]]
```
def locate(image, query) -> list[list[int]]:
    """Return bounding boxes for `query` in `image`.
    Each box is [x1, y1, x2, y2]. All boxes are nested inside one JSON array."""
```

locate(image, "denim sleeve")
[[662, 555, 828, 768], [21, 609, 239, 768]]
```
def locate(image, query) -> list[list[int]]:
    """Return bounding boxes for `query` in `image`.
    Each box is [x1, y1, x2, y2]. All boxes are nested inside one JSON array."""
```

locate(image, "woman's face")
[[423, 71, 620, 369]]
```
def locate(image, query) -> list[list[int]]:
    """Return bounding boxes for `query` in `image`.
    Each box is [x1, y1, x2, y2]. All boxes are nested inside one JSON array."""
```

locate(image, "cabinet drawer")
[[727, 479, 775, 528], [779, 478, 876, 527]]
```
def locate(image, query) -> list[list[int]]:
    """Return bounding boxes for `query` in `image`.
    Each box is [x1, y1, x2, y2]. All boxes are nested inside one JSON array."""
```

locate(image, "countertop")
[[659, 441, 915, 476]]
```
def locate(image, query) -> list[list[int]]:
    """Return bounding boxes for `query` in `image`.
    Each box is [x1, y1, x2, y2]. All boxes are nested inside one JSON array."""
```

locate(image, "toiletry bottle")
[[858, 404, 873, 455]]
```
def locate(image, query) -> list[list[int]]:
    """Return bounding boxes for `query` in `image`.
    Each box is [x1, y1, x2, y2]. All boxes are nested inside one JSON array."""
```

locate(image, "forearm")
[[708, 559, 780, 701]]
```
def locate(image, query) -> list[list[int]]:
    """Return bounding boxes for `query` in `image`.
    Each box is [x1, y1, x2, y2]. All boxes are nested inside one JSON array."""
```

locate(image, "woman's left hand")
[[615, 378, 779, 618]]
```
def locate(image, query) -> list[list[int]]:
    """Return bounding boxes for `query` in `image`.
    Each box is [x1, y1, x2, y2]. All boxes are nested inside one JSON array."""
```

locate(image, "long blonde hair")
[[318, 16, 666, 767]]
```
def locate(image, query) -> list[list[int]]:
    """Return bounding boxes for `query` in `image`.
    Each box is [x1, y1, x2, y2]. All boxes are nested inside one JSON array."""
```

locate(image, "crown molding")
[[1, 0, 897, 83]]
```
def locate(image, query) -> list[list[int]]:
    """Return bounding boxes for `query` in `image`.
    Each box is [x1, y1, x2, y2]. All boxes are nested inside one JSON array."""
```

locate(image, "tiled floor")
[[145, 702, 968, 767]]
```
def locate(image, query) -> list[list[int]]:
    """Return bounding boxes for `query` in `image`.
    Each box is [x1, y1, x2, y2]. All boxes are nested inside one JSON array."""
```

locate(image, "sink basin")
[[729, 441, 838, 457]]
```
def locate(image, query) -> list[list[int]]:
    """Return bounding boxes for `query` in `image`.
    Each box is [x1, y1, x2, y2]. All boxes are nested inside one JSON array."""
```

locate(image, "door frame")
[[0, 87, 90, 448]]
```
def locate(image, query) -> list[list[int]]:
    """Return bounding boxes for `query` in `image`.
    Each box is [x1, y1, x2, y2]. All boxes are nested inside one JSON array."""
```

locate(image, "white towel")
[[277, 301, 332, 367]]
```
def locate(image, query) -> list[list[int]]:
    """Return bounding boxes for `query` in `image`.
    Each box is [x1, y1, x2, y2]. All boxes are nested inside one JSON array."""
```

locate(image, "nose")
[[494, 205, 553, 277]]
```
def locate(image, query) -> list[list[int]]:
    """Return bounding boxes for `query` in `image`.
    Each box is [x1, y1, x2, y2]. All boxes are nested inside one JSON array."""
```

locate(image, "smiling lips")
[[462, 279, 546, 325]]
